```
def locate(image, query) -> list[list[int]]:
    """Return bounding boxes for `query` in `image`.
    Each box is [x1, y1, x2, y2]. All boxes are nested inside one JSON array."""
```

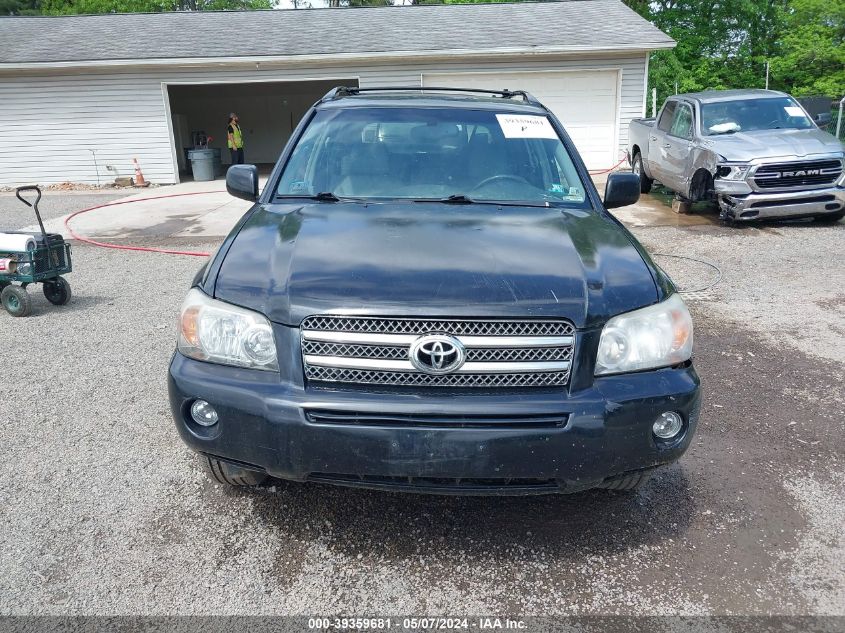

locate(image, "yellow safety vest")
[[228, 123, 243, 149]]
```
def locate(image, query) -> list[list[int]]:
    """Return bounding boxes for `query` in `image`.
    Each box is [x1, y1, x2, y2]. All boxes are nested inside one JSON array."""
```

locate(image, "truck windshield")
[[276, 107, 587, 205], [701, 97, 814, 135]]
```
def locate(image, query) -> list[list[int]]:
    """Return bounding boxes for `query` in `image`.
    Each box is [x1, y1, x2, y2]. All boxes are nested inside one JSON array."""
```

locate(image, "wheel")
[[631, 152, 653, 194], [598, 470, 652, 491], [813, 212, 844, 224], [42, 276, 72, 306], [203, 456, 267, 487], [1, 285, 32, 317]]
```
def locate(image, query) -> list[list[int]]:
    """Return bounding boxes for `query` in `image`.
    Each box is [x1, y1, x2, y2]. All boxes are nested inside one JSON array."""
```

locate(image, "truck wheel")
[[1, 285, 32, 317], [631, 153, 653, 194], [598, 470, 652, 491], [813, 212, 844, 224], [203, 456, 268, 487], [43, 277, 72, 306]]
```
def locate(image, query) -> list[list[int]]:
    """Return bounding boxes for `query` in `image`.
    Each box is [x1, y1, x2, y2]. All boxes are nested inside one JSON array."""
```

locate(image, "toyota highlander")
[[168, 86, 701, 495]]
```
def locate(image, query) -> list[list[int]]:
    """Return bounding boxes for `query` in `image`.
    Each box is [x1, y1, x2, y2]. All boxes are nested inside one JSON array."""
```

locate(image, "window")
[[657, 101, 677, 132], [701, 97, 814, 135], [275, 107, 587, 206], [669, 103, 693, 138]]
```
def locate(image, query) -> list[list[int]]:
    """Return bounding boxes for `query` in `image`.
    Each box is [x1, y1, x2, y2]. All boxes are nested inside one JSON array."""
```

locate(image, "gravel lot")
[[0, 198, 842, 617]]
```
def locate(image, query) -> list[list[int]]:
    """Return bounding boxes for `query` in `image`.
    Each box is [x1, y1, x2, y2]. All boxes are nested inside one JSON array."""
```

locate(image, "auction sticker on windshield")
[[496, 114, 558, 139]]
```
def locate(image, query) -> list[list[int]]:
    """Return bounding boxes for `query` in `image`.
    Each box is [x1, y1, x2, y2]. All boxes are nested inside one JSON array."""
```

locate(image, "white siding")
[[0, 53, 646, 186]]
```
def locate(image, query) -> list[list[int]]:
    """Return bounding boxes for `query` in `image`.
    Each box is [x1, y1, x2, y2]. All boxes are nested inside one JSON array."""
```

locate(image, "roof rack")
[[320, 86, 542, 106]]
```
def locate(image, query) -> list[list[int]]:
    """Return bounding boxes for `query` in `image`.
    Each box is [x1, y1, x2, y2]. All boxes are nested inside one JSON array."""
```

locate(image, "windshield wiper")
[[276, 191, 360, 202], [311, 191, 342, 201], [440, 194, 476, 204], [413, 194, 552, 208]]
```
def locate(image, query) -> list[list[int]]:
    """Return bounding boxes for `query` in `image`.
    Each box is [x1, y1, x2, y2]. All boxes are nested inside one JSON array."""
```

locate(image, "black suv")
[[169, 87, 701, 495]]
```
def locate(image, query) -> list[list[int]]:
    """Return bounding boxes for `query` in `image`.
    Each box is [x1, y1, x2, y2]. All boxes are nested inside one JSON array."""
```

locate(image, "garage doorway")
[[165, 78, 358, 182], [423, 70, 620, 170]]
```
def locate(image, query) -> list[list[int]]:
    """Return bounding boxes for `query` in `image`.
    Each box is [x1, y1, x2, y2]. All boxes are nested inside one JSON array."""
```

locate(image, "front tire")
[[631, 152, 653, 194], [598, 470, 652, 491], [203, 456, 268, 487], [43, 276, 72, 306], [1, 285, 32, 317], [813, 212, 844, 224]]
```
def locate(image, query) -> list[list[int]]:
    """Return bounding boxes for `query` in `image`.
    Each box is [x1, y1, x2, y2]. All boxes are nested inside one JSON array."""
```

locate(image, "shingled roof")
[[0, 0, 673, 67]]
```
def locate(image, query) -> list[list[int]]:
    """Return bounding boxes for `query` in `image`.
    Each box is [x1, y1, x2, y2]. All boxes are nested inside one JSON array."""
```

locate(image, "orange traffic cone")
[[133, 158, 150, 187]]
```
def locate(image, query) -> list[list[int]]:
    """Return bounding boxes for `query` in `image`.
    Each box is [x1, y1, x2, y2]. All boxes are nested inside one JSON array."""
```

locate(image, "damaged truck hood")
[[706, 127, 844, 162], [212, 202, 660, 329]]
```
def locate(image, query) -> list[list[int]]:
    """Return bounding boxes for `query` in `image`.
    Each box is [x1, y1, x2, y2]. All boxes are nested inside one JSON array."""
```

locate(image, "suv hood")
[[212, 202, 659, 329], [706, 127, 844, 162]]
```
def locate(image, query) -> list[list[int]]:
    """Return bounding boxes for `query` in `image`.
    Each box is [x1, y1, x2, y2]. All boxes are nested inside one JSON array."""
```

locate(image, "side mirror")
[[226, 164, 259, 201], [604, 172, 641, 209], [814, 112, 832, 125]]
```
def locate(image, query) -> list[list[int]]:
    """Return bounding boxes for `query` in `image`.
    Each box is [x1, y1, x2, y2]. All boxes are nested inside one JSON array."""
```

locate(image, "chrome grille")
[[753, 159, 842, 190], [305, 366, 571, 388], [301, 316, 574, 337], [302, 341, 407, 360], [301, 341, 573, 363], [301, 316, 575, 388]]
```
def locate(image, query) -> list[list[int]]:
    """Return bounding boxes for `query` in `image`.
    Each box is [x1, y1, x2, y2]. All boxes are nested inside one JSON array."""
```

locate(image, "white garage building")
[[0, 1, 673, 186]]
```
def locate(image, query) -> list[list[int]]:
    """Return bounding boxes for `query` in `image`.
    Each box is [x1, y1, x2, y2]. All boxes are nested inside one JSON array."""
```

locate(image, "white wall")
[[0, 53, 647, 186]]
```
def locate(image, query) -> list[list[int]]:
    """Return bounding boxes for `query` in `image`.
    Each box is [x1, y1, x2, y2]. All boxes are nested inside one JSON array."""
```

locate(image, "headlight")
[[715, 163, 750, 181], [178, 288, 278, 371], [595, 294, 693, 375]]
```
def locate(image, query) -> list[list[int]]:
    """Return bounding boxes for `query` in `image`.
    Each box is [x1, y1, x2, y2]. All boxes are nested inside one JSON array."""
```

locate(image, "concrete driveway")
[[31, 179, 260, 239]]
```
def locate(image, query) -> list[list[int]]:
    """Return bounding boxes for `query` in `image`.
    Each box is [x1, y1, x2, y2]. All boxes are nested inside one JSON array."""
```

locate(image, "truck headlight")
[[715, 163, 750, 181], [178, 288, 278, 371], [595, 294, 693, 375]]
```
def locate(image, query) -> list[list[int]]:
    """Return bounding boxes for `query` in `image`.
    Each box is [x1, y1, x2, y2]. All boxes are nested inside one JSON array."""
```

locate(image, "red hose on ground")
[[63, 190, 226, 257], [588, 155, 629, 175]]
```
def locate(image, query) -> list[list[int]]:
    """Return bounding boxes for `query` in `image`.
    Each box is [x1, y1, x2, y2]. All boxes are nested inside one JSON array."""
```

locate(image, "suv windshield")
[[276, 107, 587, 205], [701, 97, 814, 135]]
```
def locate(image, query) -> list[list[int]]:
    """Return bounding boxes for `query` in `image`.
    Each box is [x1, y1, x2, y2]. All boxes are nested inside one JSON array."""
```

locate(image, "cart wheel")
[[2, 285, 32, 317], [43, 277, 72, 306]]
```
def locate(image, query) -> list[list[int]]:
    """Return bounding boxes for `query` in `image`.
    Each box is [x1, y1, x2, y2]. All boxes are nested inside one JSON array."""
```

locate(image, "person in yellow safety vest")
[[227, 112, 244, 165]]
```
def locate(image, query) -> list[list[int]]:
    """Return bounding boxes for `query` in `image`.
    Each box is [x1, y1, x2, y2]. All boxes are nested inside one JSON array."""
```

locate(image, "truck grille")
[[753, 159, 842, 190], [301, 316, 575, 388]]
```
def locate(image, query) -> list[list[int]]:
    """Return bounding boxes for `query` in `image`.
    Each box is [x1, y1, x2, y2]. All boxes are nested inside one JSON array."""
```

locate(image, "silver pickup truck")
[[628, 89, 845, 222]]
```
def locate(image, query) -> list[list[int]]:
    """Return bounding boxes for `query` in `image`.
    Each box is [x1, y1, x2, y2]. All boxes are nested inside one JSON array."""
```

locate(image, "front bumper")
[[716, 184, 845, 221], [168, 353, 701, 495]]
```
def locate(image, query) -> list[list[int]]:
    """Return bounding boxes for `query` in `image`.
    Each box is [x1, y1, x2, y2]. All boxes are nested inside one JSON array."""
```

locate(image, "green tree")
[[625, 0, 786, 106], [769, 0, 845, 97], [1, 0, 40, 14]]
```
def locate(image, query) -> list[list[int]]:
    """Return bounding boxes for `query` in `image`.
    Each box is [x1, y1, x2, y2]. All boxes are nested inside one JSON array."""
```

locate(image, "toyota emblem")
[[410, 334, 466, 375]]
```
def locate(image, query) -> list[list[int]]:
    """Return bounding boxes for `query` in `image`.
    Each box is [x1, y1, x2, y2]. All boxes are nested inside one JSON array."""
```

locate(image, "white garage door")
[[423, 70, 619, 170]]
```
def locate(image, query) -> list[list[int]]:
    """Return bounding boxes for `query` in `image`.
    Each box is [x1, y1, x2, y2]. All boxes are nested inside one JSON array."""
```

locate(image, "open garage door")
[[423, 71, 619, 170], [166, 78, 358, 181]]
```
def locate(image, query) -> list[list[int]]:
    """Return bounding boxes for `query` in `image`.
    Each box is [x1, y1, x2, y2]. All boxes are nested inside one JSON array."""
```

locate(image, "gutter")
[[0, 42, 677, 74]]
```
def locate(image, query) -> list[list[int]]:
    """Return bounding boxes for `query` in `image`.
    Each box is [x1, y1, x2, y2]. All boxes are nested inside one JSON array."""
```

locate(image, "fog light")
[[190, 400, 218, 426], [653, 411, 683, 440]]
